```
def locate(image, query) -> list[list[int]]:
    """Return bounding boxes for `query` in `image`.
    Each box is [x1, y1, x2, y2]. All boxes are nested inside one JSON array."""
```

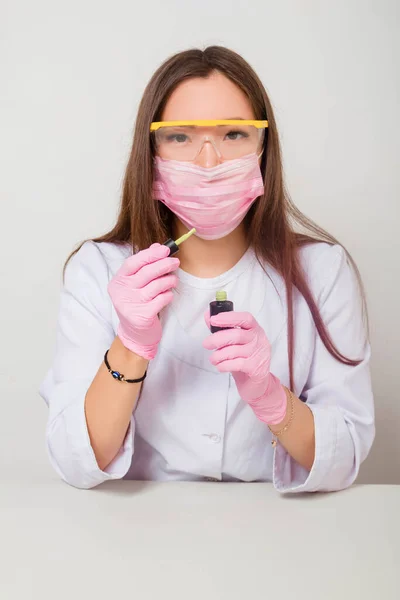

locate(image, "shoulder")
[[298, 242, 348, 297], [298, 241, 345, 278], [297, 242, 362, 315], [65, 240, 132, 285]]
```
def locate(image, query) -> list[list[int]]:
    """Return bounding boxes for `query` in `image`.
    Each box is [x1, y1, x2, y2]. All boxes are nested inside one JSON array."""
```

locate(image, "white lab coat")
[[39, 240, 375, 491]]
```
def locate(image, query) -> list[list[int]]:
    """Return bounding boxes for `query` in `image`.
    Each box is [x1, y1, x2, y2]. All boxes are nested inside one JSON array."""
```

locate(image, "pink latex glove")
[[108, 243, 180, 360], [203, 311, 287, 425]]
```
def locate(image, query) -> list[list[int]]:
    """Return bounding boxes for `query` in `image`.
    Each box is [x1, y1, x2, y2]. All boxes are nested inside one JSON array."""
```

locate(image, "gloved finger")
[[209, 344, 252, 366], [133, 256, 180, 288], [145, 289, 175, 316], [140, 274, 178, 302], [213, 357, 247, 374], [209, 311, 257, 330], [203, 327, 253, 350], [118, 244, 171, 277]]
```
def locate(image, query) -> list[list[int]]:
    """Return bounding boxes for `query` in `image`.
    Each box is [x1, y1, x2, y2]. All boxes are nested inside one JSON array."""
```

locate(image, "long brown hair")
[[64, 46, 367, 389]]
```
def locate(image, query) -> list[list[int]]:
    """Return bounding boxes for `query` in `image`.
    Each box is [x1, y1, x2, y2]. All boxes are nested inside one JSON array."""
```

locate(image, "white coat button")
[[202, 433, 221, 443]]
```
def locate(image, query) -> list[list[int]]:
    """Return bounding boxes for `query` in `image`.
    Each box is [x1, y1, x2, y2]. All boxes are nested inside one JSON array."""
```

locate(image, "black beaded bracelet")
[[104, 350, 147, 384]]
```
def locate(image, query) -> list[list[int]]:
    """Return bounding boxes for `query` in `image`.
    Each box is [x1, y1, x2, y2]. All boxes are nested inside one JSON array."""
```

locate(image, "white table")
[[1, 479, 399, 599]]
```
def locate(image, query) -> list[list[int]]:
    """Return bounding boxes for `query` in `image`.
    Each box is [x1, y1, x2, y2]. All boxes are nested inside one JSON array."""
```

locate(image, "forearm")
[[269, 391, 315, 471], [84, 336, 148, 471]]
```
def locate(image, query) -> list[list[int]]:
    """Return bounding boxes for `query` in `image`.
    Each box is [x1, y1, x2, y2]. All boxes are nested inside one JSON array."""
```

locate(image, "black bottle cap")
[[163, 238, 180, 256]]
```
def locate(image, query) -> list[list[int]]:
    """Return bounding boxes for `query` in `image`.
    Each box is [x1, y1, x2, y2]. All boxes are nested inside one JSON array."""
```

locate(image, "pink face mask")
[[152, 153, 264, 240]]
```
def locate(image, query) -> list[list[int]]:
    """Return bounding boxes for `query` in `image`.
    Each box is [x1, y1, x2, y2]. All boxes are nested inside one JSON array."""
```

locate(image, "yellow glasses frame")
[[150, 119, 269, 131]]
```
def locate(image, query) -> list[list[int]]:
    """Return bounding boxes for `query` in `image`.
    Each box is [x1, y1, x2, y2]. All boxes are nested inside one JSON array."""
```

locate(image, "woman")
[[40, 46, 374, 491]]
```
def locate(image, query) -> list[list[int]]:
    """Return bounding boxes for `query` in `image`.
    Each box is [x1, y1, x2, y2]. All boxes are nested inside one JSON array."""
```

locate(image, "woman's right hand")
[[108, 243, 180, 360]]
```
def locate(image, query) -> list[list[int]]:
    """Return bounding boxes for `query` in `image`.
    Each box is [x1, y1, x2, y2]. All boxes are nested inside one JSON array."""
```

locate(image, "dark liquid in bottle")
[[210, 300, 234, 333]]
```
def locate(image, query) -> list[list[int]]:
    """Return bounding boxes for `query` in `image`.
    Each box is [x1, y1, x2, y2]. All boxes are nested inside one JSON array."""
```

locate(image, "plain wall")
[[1, 0, 399, 483]]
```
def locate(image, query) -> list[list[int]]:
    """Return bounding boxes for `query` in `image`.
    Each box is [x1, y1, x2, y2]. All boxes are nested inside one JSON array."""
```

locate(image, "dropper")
[[163, 228, 196, 255]]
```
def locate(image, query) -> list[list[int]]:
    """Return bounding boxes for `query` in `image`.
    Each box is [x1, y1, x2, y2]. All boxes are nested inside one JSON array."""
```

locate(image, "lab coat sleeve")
[[39, 242, 135, 489], [273, 244, 375, 493]]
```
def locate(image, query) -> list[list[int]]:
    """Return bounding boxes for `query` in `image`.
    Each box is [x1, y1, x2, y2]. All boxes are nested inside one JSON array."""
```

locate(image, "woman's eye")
[[225, 130, 248, 141], [167, 134, 189, 143]]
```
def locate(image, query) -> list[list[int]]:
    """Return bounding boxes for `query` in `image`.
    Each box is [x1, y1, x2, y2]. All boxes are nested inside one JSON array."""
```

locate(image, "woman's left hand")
[[203, 311, 287, 426]]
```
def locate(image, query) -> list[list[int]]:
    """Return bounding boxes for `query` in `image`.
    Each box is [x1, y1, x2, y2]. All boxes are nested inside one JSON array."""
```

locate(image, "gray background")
[[1, 0, 399, 483]]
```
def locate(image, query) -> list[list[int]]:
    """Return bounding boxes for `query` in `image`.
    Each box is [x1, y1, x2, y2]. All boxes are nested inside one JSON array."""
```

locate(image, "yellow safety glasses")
[[150, 119, 268, 131], [150, 120, 268, 161]]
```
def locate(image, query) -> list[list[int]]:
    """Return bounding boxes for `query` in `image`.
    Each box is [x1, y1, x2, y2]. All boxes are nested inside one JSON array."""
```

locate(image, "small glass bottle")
[[209, 291, 234, 333]]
